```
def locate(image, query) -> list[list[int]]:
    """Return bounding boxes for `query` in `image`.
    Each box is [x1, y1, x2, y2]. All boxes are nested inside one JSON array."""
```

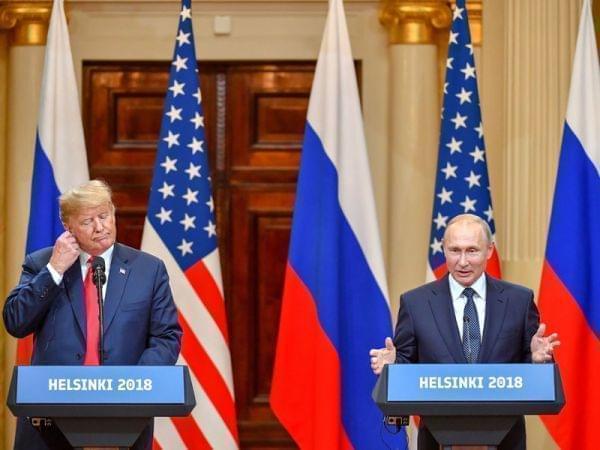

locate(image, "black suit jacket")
[[393, 274, 540, 449]]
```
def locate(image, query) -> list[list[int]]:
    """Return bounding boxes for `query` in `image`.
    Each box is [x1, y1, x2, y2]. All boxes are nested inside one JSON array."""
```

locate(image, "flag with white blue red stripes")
[[271, 0, 406, 448], [538, 0, 600, 448], [427, 0, 501, 280], [20, 0, 90, 364], [141, 1, 238, 448]]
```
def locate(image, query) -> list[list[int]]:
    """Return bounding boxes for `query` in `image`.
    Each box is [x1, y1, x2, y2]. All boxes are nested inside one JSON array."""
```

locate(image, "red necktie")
[[83, 257, 100, 365]]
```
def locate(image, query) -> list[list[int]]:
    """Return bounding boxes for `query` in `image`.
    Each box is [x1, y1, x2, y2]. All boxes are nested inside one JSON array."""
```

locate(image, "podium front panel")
[[387, 363, 556, 402], [372, 363, 565, 416], [16, 365, 184, 404]]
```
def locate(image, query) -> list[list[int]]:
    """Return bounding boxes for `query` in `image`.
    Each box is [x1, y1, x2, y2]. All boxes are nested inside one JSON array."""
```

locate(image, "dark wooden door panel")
[[228, 64, 312, 175], [229, 187, 296, 448], [83, 61, 315, 449]]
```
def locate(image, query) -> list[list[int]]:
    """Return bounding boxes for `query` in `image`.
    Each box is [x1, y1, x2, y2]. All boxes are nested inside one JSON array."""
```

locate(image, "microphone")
[[91, 256, 105, 365], [92, 257, 106, 286], [463, 315, 472, 362]]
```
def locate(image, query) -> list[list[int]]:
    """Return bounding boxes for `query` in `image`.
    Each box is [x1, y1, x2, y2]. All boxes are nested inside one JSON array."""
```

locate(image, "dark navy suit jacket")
[[4, 243, 182, 449], [393, 274, 540, 450]]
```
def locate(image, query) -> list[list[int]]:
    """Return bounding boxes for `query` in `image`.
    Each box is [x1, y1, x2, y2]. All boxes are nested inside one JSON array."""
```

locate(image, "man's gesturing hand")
[[369, 337, 396, 375], [531, 323, 560, 363], [49, 231, 80, 275]]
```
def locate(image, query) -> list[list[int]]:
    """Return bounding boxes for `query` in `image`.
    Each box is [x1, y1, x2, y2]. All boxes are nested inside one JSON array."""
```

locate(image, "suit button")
[[76, 353, 82, 360]]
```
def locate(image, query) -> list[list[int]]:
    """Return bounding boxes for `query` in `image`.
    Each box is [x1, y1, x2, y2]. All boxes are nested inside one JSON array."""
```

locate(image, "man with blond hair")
[[370, 214, 560, 450], [4, 179, 182, 450]]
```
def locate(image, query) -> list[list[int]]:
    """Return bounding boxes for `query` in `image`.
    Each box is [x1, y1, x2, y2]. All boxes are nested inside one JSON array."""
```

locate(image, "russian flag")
[[538, 0, 600, 448], [18, 0, 89, 364], [270, 0, 406, 448]]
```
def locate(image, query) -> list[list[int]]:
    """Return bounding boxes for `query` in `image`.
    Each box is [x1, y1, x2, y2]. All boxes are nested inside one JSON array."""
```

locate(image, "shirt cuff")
[[46, 263, 64, 285]]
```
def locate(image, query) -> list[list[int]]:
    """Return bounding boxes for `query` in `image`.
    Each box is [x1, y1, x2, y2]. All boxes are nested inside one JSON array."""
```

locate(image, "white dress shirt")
[[449, 273, 486, 340]]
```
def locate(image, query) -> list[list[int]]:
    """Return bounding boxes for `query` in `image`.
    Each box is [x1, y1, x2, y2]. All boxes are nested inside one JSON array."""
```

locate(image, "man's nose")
[[458, 252, 469, 266], [93, 218, 104, 231]]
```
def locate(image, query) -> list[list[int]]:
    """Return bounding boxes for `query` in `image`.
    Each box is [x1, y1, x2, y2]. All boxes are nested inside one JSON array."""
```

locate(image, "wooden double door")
[[83, 60, 314, 448]]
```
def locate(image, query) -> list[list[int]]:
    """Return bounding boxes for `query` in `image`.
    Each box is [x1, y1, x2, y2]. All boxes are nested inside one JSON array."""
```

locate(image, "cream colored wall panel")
[[5, 46, 44, 288], [503, 0, 581, 290], [0, 29, 8, 450], [4, 44, 45, 450], [526, 415, 559, 450], [480, 0, 506, 257], [387, 44, 439, 314], [351, 9, 391, 267]]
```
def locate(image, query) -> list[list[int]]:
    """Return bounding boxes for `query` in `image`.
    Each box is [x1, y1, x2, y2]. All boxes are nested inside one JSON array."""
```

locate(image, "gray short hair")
[[444, 213, 493, 244], [59, 179, 115, 223]]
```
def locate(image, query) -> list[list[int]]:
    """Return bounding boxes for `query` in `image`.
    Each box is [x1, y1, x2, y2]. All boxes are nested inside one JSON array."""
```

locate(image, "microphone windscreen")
[[92, 256, 106, 272]]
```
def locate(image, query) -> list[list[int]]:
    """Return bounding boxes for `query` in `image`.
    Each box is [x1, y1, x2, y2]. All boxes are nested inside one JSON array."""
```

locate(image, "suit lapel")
[[103, 243, 131, 333], [63, 261, 86, 337], [429, 276, 467, 363], [479, 275, 508, 362]]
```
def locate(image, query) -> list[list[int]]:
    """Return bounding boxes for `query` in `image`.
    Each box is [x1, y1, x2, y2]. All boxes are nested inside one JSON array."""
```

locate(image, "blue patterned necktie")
[[462, 287, 481, 363]]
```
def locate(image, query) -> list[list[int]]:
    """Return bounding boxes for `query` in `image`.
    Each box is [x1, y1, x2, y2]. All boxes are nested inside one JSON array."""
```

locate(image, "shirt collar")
[[80, 244, 115, 267], [449, 272, 486, 301]]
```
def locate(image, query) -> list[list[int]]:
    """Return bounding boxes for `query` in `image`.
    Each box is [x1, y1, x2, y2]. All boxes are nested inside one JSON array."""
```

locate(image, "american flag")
[[427, 0, 501, 280], [141, 0, 238, 448]]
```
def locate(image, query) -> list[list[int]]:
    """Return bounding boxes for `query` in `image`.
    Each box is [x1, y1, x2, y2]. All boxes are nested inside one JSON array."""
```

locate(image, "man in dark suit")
[[369, 214, 559, 450], [4, 180, 182, 450]]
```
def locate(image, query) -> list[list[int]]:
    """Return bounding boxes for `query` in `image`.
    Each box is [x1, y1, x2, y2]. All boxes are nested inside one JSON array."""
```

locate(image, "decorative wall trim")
[[379, 0, 451, 45], [0, 2, 51, 46]]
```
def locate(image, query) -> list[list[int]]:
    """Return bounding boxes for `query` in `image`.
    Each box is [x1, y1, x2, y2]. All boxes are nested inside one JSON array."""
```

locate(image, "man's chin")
[[88, 239, 114, 255], [455, 273, 475, 285]]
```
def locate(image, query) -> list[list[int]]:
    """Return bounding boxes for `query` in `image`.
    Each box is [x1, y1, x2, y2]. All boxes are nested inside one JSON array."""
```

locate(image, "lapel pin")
[[119, 268, 126, 275]]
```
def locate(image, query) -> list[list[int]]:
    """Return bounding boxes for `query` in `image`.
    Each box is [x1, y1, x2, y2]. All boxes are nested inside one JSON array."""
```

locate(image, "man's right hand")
[[49, 231, 80, 275], [369, 337, 396, 375]]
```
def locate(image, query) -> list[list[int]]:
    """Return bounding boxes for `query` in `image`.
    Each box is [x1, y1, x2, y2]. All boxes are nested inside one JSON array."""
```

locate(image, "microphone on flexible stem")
[[463, 315, 472, 363], [91, 257, 106, 365]]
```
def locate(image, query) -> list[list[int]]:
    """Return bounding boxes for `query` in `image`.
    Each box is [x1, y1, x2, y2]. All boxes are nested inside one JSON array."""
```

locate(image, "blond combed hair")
[[59, 179, 115, 223]]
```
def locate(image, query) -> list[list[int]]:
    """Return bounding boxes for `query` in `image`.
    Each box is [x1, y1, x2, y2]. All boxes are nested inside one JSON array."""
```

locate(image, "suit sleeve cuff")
[[46, 263, 64, 285]]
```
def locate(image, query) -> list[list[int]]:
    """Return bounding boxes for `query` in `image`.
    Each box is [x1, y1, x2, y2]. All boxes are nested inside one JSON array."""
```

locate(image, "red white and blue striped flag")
[[19, 0, 90, 364], [427, 0, 501, 281], [141, 1, 238, 448], [270, 0, 406, 448], [538, 0, 600, 447]]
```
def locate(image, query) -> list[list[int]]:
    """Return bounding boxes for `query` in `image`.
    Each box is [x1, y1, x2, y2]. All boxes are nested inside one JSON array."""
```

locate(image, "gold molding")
[[463, 0, 481, 45], [379, 0, 452, 45], [380, 1, 482, 46], [0, 2, 52, 46]]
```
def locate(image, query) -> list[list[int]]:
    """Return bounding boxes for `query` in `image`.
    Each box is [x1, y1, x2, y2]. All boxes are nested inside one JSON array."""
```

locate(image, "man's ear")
[[62, 220, 73, 235], [486, 244, 494, 260]]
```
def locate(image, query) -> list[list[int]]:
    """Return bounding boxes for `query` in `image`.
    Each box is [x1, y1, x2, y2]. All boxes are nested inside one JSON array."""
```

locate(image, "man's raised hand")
[[49, 231, 80, 275], [369, 337, 396, 375], [531, 323, 560, 363]]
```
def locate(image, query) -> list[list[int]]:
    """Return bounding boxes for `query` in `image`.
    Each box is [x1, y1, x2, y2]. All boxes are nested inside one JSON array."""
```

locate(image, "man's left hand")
[[530, 323, 560, 363]]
